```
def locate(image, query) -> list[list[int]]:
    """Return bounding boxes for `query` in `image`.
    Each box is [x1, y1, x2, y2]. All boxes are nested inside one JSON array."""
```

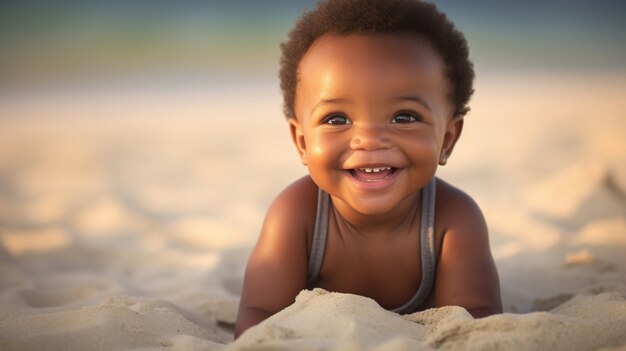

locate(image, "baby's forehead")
[[295, 34, 453, 119], [298, 34, 447, 87], [298, 34, 446, 84], [304, 33, 439, 61]]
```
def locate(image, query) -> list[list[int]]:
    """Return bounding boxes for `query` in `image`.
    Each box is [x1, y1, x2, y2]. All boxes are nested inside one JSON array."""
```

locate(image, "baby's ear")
[[288, 118, 308, 165], [439, 115, 464, 166]]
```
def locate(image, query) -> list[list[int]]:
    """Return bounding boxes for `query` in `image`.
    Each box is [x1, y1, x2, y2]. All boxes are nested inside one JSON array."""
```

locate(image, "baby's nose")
[[349, 124, 391, 151]]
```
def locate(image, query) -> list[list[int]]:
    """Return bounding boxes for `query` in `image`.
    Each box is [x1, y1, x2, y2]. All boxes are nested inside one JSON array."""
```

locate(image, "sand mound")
[[230, 289, 626, 351], [2, 287, 625, 351]]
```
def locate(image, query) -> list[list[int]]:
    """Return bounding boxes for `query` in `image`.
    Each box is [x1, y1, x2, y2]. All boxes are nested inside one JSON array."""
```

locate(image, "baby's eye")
[[322, 114, 352, 125], [391, 112, 419, 124]]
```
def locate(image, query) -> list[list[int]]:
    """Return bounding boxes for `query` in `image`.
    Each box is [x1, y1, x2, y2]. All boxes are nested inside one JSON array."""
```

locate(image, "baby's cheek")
[[409, 137, 439, 156], [407, 142, 441, 175], [308, 135, 343, 158], [310, 145, 324, 157]]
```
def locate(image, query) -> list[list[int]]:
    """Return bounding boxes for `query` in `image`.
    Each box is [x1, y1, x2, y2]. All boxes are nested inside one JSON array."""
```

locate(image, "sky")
[[1, 0, 625, 88]]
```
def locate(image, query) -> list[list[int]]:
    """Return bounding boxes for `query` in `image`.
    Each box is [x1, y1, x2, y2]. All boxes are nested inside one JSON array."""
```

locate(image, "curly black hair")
[[279, 0, 474, 119]]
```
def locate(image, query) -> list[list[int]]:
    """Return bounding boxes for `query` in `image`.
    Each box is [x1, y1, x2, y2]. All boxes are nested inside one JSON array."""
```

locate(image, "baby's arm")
[[234, 177, 315, 338], [434, 181, 502, 317]]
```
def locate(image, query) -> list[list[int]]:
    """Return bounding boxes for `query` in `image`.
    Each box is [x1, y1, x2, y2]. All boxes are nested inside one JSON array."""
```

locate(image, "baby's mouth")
[[349, 167, 397, 182]]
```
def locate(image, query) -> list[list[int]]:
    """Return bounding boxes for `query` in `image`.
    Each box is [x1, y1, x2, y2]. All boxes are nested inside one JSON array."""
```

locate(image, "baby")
[[235, 0, 502, 338]]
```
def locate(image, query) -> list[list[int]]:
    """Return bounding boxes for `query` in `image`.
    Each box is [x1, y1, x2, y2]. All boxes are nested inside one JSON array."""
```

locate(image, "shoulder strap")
[[391, 178, 437, 314], [307, 187, 330, 287]]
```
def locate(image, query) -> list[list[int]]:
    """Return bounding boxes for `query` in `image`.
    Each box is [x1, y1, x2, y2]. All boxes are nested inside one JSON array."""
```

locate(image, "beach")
[[1, 72, 625, 350]]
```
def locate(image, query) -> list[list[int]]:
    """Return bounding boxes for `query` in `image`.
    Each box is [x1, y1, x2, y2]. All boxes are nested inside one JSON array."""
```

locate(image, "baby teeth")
[[360, 167, 391, 173]]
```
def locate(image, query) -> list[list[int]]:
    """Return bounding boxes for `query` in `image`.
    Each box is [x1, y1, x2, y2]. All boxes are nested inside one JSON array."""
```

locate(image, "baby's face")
[[290, 34, 462, 215]]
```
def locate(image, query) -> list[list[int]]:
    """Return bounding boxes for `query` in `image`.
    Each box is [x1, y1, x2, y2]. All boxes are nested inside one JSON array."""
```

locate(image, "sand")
[[232, 289, 626, 351], [1, 72, 625, 350]]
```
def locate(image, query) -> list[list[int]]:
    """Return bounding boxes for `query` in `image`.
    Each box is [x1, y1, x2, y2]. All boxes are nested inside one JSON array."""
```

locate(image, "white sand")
[[232, 289, 626, 351], [1, 72, 625, 350]]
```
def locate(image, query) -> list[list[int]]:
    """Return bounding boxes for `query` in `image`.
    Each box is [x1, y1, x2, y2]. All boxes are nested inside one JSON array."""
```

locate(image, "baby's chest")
[[317, 235, 423, 309]]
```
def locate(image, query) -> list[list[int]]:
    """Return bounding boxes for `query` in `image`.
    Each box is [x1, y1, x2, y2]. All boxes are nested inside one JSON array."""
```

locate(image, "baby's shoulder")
[[263, 176, 318, 236], [434, 177, 487, 230]]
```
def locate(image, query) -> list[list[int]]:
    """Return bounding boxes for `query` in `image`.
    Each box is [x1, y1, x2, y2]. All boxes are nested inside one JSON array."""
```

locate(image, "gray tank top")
[[306, 178, 437, 314]]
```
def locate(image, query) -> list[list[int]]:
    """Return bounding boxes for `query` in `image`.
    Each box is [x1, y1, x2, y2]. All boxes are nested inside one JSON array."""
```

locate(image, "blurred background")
[[2, 0, 624, 224], [0, 0, 625, 317]]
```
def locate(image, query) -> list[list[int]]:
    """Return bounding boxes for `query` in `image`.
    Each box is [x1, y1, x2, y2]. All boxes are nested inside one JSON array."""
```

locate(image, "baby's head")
[[279, 0, 475, 121]]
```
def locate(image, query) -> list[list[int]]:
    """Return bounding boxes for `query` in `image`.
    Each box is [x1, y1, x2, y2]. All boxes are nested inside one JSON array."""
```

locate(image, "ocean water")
[[1, 0, 625, 91]]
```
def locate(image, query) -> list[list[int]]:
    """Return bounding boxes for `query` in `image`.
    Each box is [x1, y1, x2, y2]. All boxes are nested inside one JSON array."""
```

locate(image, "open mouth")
[[349, 167, 397, 182]]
